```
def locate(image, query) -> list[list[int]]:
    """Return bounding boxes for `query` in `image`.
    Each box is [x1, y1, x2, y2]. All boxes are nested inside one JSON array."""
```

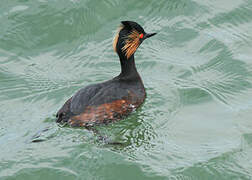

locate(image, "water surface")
[[1, 0, 252, 179]]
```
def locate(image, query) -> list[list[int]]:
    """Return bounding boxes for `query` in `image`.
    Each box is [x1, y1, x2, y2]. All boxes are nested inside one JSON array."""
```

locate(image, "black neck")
[[117, 54, 140, 80]]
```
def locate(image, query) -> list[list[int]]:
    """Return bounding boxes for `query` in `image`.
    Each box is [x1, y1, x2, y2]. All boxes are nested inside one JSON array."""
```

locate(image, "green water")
[[1, 0, 252, 179]]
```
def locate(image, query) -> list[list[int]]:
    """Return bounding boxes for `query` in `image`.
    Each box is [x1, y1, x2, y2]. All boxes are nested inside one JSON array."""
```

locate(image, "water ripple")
[[1, 0, 252, 179]]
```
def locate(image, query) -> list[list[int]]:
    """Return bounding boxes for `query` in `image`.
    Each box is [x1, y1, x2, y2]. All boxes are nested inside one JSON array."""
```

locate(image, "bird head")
[[113, 21, 156, 59]]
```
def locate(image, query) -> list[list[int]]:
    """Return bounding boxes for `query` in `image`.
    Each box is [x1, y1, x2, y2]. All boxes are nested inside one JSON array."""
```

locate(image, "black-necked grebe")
[[56, 21, 156, 127]]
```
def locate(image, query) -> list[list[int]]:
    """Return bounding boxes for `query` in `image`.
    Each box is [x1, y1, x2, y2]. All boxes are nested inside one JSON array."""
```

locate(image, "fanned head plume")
[[113, 21, 157, 60], [113, 25, 123, 52], [122, 29, 141, 59]]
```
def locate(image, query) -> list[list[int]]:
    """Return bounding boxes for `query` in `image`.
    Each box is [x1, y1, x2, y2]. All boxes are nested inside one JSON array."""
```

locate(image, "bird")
[[56, 21, 156, 127]]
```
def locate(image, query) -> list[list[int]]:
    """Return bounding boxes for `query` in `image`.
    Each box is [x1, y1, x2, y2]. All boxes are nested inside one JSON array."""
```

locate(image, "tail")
[[56, 97, 73, 124]]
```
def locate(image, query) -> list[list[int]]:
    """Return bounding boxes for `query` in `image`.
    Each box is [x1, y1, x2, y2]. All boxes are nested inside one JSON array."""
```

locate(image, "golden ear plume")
[[113, 25, 123, 52], [122, 30, 140, 59]]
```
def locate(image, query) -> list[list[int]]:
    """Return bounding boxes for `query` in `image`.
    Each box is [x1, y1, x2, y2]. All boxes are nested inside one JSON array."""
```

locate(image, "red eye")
[[139, 33, 144, 39]]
